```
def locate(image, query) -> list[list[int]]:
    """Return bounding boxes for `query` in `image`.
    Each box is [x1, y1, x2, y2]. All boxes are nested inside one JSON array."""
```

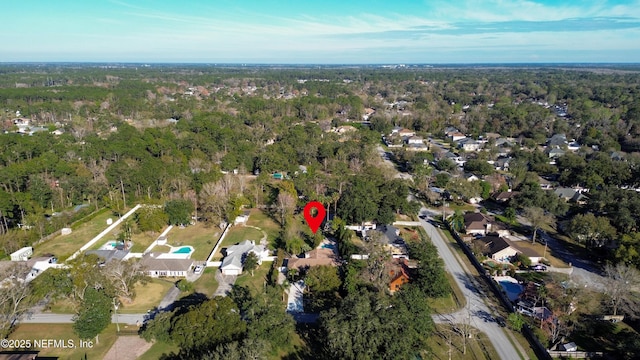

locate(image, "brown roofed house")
[[287, 248, 340, 271]]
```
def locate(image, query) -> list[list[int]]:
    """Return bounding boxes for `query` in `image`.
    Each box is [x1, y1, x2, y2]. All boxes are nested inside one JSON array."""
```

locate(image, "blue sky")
[[2, 0, 640, 63]]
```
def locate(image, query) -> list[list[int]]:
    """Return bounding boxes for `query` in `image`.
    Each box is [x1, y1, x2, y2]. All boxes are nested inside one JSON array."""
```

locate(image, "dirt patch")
[[103, 335, 153, 360]]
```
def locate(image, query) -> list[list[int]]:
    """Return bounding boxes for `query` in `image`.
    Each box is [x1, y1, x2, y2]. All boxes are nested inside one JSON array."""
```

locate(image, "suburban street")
[[420, 207, 526, 360]]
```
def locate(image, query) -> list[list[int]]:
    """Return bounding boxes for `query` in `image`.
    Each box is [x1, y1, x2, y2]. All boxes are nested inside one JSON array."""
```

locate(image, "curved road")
[[420, 207, 526, 360]]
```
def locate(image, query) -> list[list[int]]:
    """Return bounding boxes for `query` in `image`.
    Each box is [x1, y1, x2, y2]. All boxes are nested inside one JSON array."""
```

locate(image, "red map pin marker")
[[303, 201, 326, 234]]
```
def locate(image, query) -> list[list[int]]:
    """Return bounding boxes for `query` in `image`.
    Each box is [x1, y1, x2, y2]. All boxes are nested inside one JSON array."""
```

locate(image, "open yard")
[[246, 209, 281, 247], [34, 208, 116, 260], [211, 225, 264, 260], [193, 267, 220, 296], [7, 323, 118, 359], [511, 239, 569, 268], [129, 230, 160, 253], [119, 278, 175, 313], [158, 222, 221, 261], [235, 263, 271, 295]]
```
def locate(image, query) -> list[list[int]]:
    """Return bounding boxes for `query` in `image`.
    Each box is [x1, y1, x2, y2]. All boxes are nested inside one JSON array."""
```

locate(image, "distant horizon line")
[[1, 62, 640, 67]]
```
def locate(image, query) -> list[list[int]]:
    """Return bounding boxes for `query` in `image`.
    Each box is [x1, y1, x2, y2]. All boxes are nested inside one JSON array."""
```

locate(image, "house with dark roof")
[[473, 236, 519, 262], [464, 213, 493, 236], [554, 188, 588, 204], [493, 191, 519, 203]]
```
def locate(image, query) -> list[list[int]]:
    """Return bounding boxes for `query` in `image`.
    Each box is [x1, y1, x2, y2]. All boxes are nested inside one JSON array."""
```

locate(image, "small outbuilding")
[[10, 247, 33, 262]]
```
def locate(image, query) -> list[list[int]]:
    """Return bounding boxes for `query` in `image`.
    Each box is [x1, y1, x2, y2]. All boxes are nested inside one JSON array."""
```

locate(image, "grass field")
[[34, 208, 116, 260], [119, 278, 175, 313], [159, 222, 221, 261], [8, 323, 118, 359], [138, 341, 179, 360], [235, 263, 271, 295], [211, 226, 264, 260], [427, 324, 500, 360], [246, 209, 281, 247], [129, 230, 160, 253], [193, 267, 219, 296], [47, 278, 174, 314]]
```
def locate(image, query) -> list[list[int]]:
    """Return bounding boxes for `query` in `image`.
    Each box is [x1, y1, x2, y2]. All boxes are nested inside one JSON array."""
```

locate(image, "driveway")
[[213, 271, 237, 297], [420, 207, 526, 360]]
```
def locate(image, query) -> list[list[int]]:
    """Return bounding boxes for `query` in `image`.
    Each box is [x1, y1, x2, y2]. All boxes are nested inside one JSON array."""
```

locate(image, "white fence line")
[[205, 223, 232, 265], [66, 204, 141, 262], [392, 221, 421, 226]]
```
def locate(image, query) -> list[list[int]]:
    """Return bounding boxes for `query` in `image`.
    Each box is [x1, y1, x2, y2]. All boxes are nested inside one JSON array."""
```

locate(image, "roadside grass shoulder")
[[8, 323, 118, 359]]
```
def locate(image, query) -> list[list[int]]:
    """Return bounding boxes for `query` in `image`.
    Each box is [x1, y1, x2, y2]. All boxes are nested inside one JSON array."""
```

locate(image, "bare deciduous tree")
[[0, 263, 32, 337], [523, 206, 554, 244], [276, 192, 296, 226], [604, 263, 640, 316], [103, 259, 147, 303]]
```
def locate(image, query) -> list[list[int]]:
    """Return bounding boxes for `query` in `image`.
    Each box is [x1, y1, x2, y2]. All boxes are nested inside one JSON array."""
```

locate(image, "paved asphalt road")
[[22, 312, 146, 325], [420, 207, 526, 360]]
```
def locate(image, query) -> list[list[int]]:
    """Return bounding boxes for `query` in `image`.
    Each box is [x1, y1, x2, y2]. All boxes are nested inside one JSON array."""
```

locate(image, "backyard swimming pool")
[[498, 280, 524, 302], [321, 242, 336, 250], [172, 246, 193, 254]]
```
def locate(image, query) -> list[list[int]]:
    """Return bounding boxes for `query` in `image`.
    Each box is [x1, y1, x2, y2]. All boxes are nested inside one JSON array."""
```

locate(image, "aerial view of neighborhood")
[[2, 1, 640, 360]]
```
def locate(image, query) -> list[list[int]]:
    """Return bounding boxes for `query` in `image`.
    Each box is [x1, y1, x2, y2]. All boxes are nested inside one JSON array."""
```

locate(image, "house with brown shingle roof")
[[286, 248, 340, 271], [140, 252, 194, 278]]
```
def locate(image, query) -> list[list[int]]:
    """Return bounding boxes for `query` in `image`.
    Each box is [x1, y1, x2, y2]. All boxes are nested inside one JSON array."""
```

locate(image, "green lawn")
[[162, 222, 221, 261], [8, 323, 118, 359], [211, 226, 264, 260], [235, 263, 271, 295], [427, 324, 500, 360], [34, 208, 117, 260], [138, 341, 179, 360], [119, 278, 175, 313], [246, 209, 282, 247], [129, 230, 159, 253], [429, 272, 466, 314], [193, 267, 219, 296]]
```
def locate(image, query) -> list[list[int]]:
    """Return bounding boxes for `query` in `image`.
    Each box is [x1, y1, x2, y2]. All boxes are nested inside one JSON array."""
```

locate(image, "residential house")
[[335, 125, 357, 134], [406, 136, 424, 145], [448, 132, 466, 142], [387, 258, 415, 293], [546, 147, 566, 159], [510, 244, 544, 264], [85, 249, 130, 263], [24, 255, 58, 280], [554, 187, 588, 204], [221, 240, 269, 276], [444, 126, 460, 135], [493, 191, 519, 203], [457, 138, 483, 152], [463, 173, 480, 182], [140, 252, 194, 278], [463, 212, 493, 236], [286, 247, 340, 271], [375, 225, 408, 258], [494, 157, 512, 171], [547, 133, 568, 147], [398, 128, 416, 138], [474, 236, 519, 262]]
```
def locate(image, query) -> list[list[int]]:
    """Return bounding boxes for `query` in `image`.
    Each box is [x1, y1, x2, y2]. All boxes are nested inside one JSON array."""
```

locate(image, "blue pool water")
[[172, 246, 193, 254], [321, 243, 336, 250], [499, 280, 523, 302]]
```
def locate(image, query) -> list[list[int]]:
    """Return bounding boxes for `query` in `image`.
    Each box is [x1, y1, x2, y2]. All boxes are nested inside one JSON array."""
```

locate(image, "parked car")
[[194, 265, 204, 274], [531, 264, 547, 272]]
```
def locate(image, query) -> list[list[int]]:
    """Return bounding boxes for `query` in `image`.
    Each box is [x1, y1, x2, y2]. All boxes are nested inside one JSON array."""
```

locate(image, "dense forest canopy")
[[1, 64, 640, 268]]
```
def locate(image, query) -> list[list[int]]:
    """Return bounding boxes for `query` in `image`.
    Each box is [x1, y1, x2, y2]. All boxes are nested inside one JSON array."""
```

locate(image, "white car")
[[193, 265, 204, 274]]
